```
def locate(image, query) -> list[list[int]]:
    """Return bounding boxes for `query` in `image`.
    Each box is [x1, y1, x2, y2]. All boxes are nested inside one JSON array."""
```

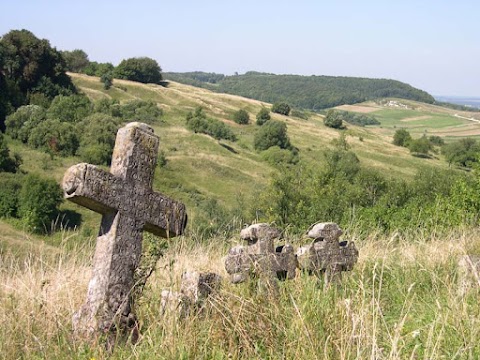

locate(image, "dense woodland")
[[164, 71, 436, 111]]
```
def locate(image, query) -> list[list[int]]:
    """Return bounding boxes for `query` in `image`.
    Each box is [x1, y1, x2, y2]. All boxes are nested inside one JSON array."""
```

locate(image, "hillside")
[[164, 71, 435, 110], [66, 74, 452, 217], [2, 74, 480, 359]]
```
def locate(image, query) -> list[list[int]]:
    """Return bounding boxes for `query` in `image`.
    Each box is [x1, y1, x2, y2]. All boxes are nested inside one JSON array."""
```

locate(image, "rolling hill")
[[2, 73, 480, 359], [163, 71, 435, 110]]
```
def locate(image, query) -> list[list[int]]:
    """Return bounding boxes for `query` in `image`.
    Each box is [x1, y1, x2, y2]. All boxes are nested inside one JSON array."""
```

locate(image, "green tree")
[[61, 49, 90, 73], [233, 109, 249, 124], [47, 94, 93, 123], [77, 113, 120, 165], [393, 128, 412, 147], [114, 57, 162, 84], [0, 173, 22, 218], [271, 102, 291, 116], [256, 108, 271, 125], [0, 29, 74, 106], [0, 132, 21, 172], [324, 110, 343, 129], [28, 119, 79, 156], [83, 61, 114, 77], [5, 104, 46, 143], [254, 120, 292, 151], [408, 136, 432, 155], [18, 173, 63, 233], [186, 107, 236, 141], [442, 138, 480, 168], [101, 72, 113, 90]]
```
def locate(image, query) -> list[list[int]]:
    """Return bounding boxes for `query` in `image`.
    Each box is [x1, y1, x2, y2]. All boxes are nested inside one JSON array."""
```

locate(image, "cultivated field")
[[335, 100, 480, 139]]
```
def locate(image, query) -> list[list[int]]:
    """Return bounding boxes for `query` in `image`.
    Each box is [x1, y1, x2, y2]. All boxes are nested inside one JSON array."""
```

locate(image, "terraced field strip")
[[335, 104, 381, 113]]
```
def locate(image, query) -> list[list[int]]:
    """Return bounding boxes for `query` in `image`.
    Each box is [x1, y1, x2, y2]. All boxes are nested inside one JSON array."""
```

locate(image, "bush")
[[5, 104, 46, 143], [290, 109, 309, 120], [0, 132, 22, 173], [0, 173, 22, 218], [186, 107, 236, 141], [261, 146, 299, 167], [324, 110, 344, 129], [114, 57, 162, 84], [77, 113, 120, 165], [28, 119, 79, 156], [408, 136, 432, 155], [115, 100, 163, 124], [271, 102, 291, 116], [428, 135, 445, 147], [393, 129, 412, 147], [256, 108, 271, 125], [18, 174, 63, 233], [254, 120, 291, 151], [442, 138, 480, 168], [47, 94, 93, 123], [233, 109, 249, 124], [101, 72, 113, 90], [334, 110, 380, 126]]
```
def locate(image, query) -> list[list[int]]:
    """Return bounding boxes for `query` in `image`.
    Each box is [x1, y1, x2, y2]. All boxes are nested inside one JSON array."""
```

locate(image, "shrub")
[[18, 174, 63, 233], [261, 146, 299, 167], [393, 129, 412, 147], [0, 132, 22, 173], [233, 109, 249, 125], [324, 110, 344, 129], [256, 108, 271, 125], [428, 135, 445, 147], [47, 94, 93, 123], [290, 109, 309, 120], [77, 113, 120, 165], [116, 100, 163, 124], [442, 138, 480, 168], [114, 57, 162, 84], [186, 107, 236, 141], [101, 72, 113, 90], [5, 104, 46, 143], [254, 120, 292, 151], [408, 136, 432, 155], [28, 119, 79, 156], [0, 173, 22, 218], [271, 102, 291, 116]]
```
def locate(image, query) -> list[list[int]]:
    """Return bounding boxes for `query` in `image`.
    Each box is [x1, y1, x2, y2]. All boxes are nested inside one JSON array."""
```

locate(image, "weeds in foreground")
[[0, 229, 479, 359]]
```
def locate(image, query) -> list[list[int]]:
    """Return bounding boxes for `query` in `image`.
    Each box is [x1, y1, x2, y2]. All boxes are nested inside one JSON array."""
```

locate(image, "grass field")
[[1, 222, 479, 359], [335, 100, 480, 139]]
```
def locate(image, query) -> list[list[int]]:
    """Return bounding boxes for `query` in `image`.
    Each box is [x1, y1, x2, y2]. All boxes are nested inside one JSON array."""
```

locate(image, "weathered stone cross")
[[62, 122, 187, 339]]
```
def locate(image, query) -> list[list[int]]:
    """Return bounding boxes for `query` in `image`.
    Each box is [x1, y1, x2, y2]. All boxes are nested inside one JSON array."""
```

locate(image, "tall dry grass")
[[1, 228, 479, 359]]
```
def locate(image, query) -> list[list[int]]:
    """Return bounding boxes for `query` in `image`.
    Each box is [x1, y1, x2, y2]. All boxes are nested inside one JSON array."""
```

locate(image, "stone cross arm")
[[63, 163, 187, 237]]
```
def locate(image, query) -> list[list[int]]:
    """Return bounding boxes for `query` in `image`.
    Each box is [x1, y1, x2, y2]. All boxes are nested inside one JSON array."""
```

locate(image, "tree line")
[[164, 71, 436, 111]]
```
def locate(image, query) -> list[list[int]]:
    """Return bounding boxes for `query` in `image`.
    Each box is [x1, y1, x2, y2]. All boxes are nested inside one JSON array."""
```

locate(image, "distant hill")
[[164, 71, 435, 111]]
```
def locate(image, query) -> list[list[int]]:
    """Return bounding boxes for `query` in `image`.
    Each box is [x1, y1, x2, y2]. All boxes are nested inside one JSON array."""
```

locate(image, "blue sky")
[[1, 0, 479, 96]]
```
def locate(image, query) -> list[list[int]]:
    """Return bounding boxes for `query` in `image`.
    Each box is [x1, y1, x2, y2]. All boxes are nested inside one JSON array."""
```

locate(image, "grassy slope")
[[1, 74, 457, 250], [3, 74, 480, 358]]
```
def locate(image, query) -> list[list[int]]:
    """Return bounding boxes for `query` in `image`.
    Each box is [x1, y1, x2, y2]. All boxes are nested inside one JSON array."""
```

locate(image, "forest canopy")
[[164, 71, 435, 112]]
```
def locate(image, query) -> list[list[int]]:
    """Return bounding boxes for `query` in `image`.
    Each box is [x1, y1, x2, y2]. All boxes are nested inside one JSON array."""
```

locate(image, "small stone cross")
[[62, 122, 187, 340], [224, 223, 297, 290], [296, 222, 358, 284]]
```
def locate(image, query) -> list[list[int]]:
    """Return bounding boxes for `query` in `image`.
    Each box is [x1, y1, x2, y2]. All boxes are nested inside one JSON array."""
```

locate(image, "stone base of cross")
[[63, 122, 187, 342]]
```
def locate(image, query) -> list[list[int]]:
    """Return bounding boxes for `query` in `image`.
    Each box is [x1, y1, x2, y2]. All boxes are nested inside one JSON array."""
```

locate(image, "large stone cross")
[[62, 122, 187, 339]]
